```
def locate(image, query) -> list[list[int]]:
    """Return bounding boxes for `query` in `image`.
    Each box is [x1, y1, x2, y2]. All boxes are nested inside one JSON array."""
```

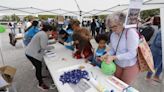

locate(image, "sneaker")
[[42, 75, 49, 79], [145, 77, 161, 86], [151, 80, 161, 86], [37, 83, 49, 91], [153, 76, 161, 83], [145, 77, 151, 81], [49, 84, 57, 89]]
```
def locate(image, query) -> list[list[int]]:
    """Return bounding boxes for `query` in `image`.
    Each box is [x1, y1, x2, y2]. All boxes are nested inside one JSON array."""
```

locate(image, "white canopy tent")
[[0, 0, 163, 16], [0, 2, 164, 90], [0, 0, 164, 68]]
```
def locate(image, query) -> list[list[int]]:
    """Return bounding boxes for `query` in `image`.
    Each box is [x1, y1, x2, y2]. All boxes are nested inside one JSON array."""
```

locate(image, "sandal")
[[152, 78, 161, 83]]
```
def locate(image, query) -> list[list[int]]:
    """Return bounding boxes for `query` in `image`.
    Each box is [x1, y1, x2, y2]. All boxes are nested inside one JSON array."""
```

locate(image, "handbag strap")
[[115, 28, 124, 55]]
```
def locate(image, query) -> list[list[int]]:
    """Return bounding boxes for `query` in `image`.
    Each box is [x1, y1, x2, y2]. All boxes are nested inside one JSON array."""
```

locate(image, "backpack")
[[140, 25, 155, 42]]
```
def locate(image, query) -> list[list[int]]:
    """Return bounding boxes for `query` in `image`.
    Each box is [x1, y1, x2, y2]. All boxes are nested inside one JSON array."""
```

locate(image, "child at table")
[[72, 28, 93, 61], [49, 26, 58, 40], [58, 29, 74, 51], [92, 34, 108, 67]]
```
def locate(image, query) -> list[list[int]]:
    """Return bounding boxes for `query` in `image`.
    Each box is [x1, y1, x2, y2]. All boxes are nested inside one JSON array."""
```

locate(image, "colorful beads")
[[59, 69, 89, 85]]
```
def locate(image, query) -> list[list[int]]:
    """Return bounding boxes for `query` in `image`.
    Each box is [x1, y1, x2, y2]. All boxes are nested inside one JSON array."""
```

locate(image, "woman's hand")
[[100, 54, 108, 61], [106, 56, 117, 64]]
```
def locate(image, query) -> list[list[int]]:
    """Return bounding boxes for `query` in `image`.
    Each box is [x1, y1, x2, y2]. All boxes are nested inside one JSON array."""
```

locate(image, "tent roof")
[[0, 0, 163, 16]]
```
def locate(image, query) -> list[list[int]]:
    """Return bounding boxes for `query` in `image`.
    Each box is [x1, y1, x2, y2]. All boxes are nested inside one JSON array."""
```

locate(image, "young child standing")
[[93, 34, 108, 67]]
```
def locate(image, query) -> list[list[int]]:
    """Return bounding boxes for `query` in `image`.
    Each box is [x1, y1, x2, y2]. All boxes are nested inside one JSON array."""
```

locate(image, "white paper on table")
[[124, 0, 143, 28], [45, 50, 57, 58], [106, 76, 139, 92], [69, 79, 91, 92], [0, 74, 9, 88]]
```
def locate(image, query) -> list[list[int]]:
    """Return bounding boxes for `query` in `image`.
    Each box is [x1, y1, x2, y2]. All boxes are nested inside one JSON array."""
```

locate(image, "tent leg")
[[160, 7, 164, 91], [0, 35, 5, 66], [0, 48, 5, 65]]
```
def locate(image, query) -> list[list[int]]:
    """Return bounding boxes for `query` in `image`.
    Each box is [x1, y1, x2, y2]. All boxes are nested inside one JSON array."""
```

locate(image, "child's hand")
[[63, 42, 68, 46], [81, 53, 85, 58], [100, 54, 108, 61], [58, 40, 64, 44], [96, 57, 101, 61], [105, 48, 110, 52]]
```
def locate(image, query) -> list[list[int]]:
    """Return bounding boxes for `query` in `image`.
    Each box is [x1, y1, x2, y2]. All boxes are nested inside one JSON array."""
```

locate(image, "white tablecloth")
[[44, 43, 84, 85], [44, 43, 139, 92]]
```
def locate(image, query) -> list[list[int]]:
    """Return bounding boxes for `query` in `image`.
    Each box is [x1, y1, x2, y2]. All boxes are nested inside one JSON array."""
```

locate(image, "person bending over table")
[[101, 12, 139, 85], [58, 29, 74, 51], [49, 26, 58, 40], [69, 19, 91, 40], [25, 24, 52, 91], [72, 28, 93, 62]]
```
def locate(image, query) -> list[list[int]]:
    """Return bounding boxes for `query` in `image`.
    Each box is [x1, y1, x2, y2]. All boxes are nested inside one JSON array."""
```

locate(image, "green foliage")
[[99, 15, 107, 20], [2, 15, 10, 21], [140, 9, 160, 20], [38, 15, 57, 20], [24, 15, 36, 21], [23, 15, 57, 21], [91, 15, 107, 20], [0, 25, 6, 33], [11, 14, 20, 21]]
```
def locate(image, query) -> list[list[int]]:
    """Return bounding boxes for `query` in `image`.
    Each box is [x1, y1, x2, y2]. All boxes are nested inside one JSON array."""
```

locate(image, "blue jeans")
[[18, 28, 22, 33], [147, 55, 163, 77], [10, 28, 15, 34], [88, 56, 101, 68]]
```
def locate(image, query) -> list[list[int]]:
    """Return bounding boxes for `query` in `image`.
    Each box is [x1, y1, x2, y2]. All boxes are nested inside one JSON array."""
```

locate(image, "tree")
[[11, 14, 20, 21], [2, 15, 10, 21], [99, 15, 107, 20], [140, 9, 160, 20], [23, 15, 36, 21], [38, 15, 57, 20]]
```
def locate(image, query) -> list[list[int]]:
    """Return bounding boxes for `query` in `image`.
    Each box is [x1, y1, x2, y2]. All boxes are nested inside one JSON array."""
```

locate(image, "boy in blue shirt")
[[58, 29, 74, 51]]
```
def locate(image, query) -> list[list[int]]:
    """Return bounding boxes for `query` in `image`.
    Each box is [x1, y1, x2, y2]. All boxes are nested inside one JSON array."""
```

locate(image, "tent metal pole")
[[59, 9, 79, 15], [82, 10, 94, 16], [74, 0, 81, 11], [35, 9, 60, 15], [30, 7, 59, 15], [74, 0, 83, 23], [144, 3, 164, 5], [0, 35, 5, 66], [0, 48, 5, 65], [93, 5, 119, 15], [121, 1, 164, 12], [160, 7, 164, 92], [0, 5, 33, 14]]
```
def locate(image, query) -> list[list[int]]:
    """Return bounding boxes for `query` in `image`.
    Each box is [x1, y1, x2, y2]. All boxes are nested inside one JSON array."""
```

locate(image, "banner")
[[58, 16, 64, 24], [124, 0, 143, 28]]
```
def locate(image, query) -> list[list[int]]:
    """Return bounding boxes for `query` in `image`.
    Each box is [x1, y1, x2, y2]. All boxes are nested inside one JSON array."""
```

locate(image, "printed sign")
[[124, 0, 143, 28]]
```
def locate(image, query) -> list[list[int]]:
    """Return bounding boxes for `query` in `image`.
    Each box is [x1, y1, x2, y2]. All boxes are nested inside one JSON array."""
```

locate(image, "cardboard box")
[[0, 66, 16, 88]]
